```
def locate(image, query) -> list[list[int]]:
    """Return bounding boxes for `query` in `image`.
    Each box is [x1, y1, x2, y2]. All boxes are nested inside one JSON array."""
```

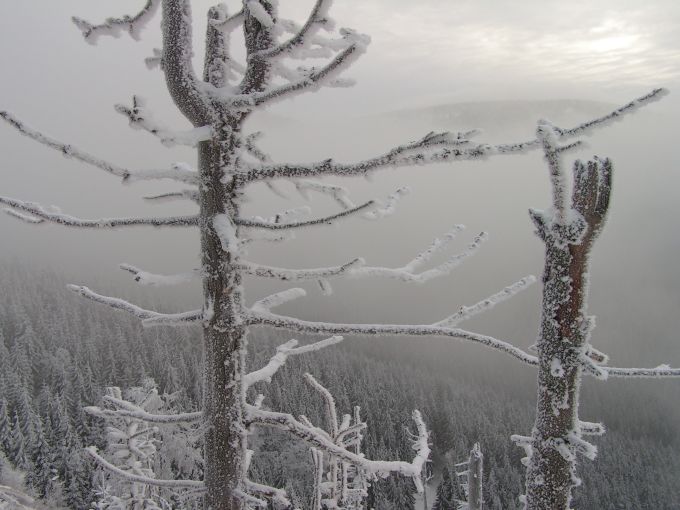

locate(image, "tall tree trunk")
[[200, 128, 247, 510], [525, 159, 612, 510]]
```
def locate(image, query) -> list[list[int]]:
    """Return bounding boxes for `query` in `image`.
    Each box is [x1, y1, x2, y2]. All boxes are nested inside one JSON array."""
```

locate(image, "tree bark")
[[525, 159, 611, 510], [199, 129, 247, 510]]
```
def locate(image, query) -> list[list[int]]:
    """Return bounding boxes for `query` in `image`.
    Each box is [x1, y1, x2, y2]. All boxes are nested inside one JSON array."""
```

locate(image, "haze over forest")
[[0, 1, 679, 509]]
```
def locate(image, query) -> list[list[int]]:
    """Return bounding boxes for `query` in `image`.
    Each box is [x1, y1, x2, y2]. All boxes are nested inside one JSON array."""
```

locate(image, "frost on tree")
[[1, 1, 679, 509]]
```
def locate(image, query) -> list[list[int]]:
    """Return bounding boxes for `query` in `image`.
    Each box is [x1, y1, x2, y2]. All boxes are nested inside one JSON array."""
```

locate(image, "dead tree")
[[511, 119, 680, 510], [1, 1, 678, 509]]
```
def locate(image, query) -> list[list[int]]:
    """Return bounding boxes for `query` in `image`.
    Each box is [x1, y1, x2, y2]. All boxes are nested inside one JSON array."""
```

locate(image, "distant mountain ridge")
[[370, 99, 617, 133]]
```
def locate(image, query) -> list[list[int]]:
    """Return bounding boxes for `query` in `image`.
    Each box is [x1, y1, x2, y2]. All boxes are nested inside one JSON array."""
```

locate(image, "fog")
[[1, 0, 679, 424]]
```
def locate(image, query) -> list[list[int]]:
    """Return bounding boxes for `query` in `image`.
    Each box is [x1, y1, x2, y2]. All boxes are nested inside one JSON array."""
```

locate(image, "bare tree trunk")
[[200, 132, 247, 510], [468, 443, 483, 510], [525, 159, 612, 510]]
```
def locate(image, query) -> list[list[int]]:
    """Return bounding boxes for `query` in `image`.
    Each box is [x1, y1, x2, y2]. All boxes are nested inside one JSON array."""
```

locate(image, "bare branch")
[[72, 0, 160, 44], [143, 189, 199, 203], [435, 276, 537, 327], [0, 196, 197, 229], [0, 111, 199, 184], [243, 89, 667, 181], [67, 285, 202, 326], [601, 365, 680, 378], [245, 293, 539, 367], [238, 258, 364, 281], [236, 200, 375, 229], [120, 264, 199, 286]]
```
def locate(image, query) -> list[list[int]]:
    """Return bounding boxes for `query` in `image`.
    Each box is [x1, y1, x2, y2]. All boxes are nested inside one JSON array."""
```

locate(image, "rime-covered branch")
[[120, 264, 199, 286], [240, 227, 487, 289], [67, 285, 202, 326], [237, 200, 375, 230], [246, 406, 429, 486], [115, 96, 213, 147], [85, 393, 202, 424], [239, 258, 363, 281], [601, 365, 680, 378], [162, 0, 213, 126], [246, 289, 539, 367], [244, 336, 343, 388], [0, 111, 199, 184], [85, 447, 203, 489], [72, 0, 160, 44], [258, 0, 333, 60], [435, 276, 537, 327], [0, 196, 197, 229], [243, 89, 666, 181]]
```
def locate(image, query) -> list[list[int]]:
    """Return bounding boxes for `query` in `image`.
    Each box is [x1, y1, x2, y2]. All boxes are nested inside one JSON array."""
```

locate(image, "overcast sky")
[[1, 0, 679, 119]]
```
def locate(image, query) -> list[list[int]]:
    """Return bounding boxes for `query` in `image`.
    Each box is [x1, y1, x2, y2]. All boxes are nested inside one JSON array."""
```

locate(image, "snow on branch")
[[246, 406, 429, 488], [554, 88, 668, 138], [224, 28, 370, 107], [600, 365, 680, 378], [294, 180, 409, 220], [251, 288, 308, 313], [0, 111, 130, 180], [143, 189, 199, 203], [120, 264, 199, 286], [236, 200, 375, 229], [85, 447, 204, 489], [238, 258, 365, 281], [243, 89, 666, 181], [84, 394, 202, 424], [72, 0, 160, 44], [162, 0, 213, 126], [0, 196, 198, 229], [244, 336, 343, 388], [245, 290, 539, 367], [258, 0, 333, 59], [304, 373, 339, 437], [434, 276, 537, 327], [67, 285, 202, 326], [0, 111, 199, 184], [115, 96, 213, 147]]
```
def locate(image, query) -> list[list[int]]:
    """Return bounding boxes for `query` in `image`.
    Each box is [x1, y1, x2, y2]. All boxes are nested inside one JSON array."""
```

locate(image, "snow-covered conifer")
[[1, 1, 679, 509]]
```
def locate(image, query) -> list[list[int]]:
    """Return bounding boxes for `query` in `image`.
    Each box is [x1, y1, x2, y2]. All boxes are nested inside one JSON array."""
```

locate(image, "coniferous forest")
[[1, 264, 678, 509]]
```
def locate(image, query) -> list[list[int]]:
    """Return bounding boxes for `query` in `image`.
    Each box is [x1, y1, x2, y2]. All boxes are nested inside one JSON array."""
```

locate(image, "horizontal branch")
[[67, 285, 202, 326], [120, 264, 199, 286], [601, 365, 680, 378], [238, 258, 364, 281], [84, 403, 202, 424], [236, 200, 375, 229], [72, 0, 160, 44], [0, 111, 199, 184], [242, 89, 667, 181], [85, 447, 204, 489], [245, 303, 538, 367], [0, 196, 198, 228], [244, 336, 343, 389]]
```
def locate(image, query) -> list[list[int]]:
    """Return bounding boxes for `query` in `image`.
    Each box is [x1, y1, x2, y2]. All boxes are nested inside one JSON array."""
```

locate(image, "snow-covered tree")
[[511, 117, 680, 509], [1, 1, 679, 509]]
